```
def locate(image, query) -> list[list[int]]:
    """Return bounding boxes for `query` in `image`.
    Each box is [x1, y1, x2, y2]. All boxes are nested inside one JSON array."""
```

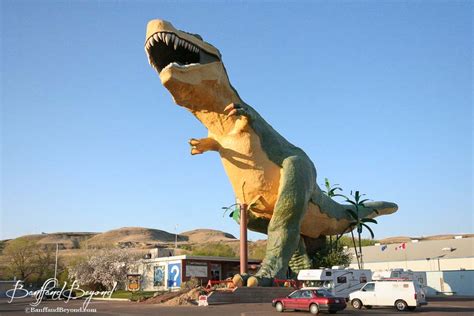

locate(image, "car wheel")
[[395, 299, 408, 311], [309, 303, 320, 315], [275, 302, 284, 312], [365, 305, 372, 309], [351, 299, 363, 309]]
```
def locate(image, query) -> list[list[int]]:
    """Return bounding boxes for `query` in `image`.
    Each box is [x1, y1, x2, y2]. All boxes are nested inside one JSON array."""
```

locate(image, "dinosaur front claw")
[[224, 103, 250, 118], [188, 137, 219, 155], [189, 138, 203, 155]]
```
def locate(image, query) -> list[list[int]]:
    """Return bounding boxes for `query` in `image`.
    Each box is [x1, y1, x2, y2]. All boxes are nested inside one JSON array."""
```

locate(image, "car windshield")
[[314, 289, 334, 297]]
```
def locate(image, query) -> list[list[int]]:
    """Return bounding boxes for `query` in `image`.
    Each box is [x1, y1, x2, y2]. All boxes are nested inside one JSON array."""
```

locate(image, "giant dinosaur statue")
[[144, 20, 398, 287]]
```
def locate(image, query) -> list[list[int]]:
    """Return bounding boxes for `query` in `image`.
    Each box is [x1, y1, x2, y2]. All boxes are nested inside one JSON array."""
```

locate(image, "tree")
[[309, 237, 351, 268], [321, 178, 343, 198], [68, 249, 139, 290], [343, 190, 378, 269], [3, 238, 38, 281], [2, 238, 59, 285], [35, 245, 56, 282], [321, 178, 344, 253]]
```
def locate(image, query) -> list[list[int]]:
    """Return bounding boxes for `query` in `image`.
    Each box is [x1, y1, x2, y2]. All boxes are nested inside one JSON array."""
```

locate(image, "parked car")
[[349, 279, 427, 311], [272, 288, 346, 314]]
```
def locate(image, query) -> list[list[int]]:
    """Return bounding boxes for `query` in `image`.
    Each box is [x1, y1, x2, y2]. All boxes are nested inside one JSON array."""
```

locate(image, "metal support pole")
[[54, 243, 59, 280], [175, 224, 178, 251], [239, 203, 248, 275]]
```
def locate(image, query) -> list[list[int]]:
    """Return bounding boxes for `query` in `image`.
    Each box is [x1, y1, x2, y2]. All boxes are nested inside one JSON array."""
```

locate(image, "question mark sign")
[[171, 265, 180, 287]]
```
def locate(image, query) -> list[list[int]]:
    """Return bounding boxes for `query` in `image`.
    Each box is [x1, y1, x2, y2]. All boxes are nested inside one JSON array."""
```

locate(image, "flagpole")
[[404, 243, 408, 269]]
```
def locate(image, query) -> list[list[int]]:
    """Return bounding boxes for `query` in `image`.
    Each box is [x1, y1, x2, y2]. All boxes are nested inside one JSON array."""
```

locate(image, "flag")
[[381, 245, 387, 251], [395, 242, 406, 250]]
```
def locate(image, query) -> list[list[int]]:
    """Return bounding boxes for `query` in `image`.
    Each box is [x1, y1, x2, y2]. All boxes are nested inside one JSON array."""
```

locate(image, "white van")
[[349, 280, 427, 311]]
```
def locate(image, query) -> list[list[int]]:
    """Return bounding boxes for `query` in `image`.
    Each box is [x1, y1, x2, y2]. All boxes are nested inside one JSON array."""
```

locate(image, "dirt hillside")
[[180, 229, 236, 243]]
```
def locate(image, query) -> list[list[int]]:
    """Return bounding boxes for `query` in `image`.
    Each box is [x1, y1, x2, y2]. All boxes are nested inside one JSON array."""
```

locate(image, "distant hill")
[[0, 232, 98, 250], [2, 228, 471, 250], [181, 229, 236, 243], [85, 227, 188, 248], [379, 234, 474, 245]]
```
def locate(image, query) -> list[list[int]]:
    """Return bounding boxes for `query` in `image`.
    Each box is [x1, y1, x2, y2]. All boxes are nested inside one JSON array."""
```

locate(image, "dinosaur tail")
[[309, 186, 398, 235]]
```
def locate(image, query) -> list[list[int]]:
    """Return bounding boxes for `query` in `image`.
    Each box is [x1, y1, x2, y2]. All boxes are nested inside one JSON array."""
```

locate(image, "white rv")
[[372, 269, 427, 287], [297, 267, 372, 298]]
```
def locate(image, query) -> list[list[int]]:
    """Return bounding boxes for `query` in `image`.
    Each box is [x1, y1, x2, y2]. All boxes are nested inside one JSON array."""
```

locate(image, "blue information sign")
[[167, 263, 181, 287]]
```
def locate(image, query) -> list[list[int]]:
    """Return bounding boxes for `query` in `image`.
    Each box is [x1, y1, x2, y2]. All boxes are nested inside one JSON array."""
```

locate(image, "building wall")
[[349, 257, 474, 272], [424, 270, 474, 296], [136, 258, 182, 291]]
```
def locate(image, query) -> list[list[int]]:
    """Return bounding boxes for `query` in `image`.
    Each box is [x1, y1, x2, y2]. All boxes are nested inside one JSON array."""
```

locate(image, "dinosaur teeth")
[[173, 37, 179, 50], [146, 32, 201, 55]]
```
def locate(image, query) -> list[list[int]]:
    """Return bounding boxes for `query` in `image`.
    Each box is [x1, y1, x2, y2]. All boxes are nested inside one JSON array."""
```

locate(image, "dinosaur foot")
[[232, 274, 250, 287], [232, 274, 274, 287]]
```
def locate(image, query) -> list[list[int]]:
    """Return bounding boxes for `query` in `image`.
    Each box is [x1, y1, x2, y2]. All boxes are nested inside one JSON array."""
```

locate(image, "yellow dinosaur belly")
[[215, 126, 281, 218]]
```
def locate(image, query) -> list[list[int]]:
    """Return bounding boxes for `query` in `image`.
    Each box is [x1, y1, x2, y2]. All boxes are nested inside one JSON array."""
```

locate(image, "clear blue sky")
[[1, 1, 472, 241]]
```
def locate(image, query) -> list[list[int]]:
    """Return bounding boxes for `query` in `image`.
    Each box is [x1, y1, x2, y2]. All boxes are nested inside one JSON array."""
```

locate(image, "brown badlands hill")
[[1, 232, 98, 249], [2, 228, 471, 250], [180, 229, 236, 243], [0, 227, 239, 250], [85, 227, 189, 248], [379, 234, 474, 245]]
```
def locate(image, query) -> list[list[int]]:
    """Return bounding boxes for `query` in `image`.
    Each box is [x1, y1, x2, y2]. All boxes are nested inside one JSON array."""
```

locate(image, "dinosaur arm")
[[189, 137, 220, 155]]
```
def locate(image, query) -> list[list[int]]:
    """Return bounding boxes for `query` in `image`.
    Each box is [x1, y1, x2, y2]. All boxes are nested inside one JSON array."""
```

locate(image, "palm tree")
[[222, 203, 240, 221], [321, 178, 344, 253], [321, 178, 343, 198], [343, 190, 378, 269]]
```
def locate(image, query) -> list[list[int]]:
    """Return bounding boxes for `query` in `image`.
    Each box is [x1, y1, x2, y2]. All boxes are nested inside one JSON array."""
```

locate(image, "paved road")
[[1, 297, 473, 316]]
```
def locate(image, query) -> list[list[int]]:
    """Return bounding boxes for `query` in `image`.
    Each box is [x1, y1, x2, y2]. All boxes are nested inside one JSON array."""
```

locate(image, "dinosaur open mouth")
[[145, 32, 220, 73]]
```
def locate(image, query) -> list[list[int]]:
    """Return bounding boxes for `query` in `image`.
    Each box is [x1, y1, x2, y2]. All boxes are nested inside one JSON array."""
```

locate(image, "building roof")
[[141, 254, 261, 264], [349, 237, 474, 263]]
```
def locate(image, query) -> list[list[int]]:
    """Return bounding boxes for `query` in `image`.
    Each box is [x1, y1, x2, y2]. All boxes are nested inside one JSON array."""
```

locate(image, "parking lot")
[[1, 297, 473, 316]]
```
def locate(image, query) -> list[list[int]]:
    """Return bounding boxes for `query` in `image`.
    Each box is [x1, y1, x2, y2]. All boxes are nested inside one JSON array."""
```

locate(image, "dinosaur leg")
[[288, 236, 312, 277], [247, 156, 315, 287], [188, 137, 219, 155]]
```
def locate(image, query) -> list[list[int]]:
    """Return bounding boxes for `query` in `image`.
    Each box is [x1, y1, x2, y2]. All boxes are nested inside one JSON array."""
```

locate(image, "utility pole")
[[54, 243, 59, 280], [174, 224, 178, 251], [240, 203, 248, 275]]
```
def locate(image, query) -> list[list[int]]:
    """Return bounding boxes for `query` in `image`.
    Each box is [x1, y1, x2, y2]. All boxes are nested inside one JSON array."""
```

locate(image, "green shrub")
[[190, 243, 235, 257]]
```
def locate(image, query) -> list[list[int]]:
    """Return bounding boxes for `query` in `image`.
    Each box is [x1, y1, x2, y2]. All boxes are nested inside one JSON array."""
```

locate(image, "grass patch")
[[95, 290, 157, 301]]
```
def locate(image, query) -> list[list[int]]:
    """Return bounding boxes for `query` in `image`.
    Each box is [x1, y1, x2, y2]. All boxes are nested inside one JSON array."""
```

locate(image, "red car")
[[272, 288, 346, 315]]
